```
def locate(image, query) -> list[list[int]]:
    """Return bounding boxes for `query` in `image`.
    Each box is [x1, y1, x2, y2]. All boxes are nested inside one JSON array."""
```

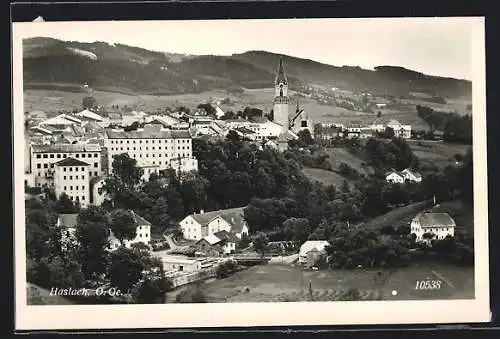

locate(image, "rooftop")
[[105, 129, 191, 139], [31, 143, 101, 153], [55, 157, 90, 167], [187, 207, 247, 230], [58, 213, 79, 229], [418, 213, 456, 228]]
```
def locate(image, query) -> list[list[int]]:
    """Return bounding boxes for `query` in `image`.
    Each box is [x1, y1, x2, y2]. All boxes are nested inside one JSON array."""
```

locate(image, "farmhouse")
[[298, 240, 330, 265], [385, 168, 422, 184], [195, 230, 238, 256], [410, 212, 456, 242], [179, 207, 249, 241]]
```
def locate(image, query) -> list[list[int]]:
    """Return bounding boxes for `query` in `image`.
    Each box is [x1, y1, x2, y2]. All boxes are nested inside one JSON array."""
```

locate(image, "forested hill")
[[23, 37, 472, 98]]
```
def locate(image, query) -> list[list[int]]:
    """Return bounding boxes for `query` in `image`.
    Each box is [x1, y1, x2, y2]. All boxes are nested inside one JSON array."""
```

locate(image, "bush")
[[175, 285, 208, 303]]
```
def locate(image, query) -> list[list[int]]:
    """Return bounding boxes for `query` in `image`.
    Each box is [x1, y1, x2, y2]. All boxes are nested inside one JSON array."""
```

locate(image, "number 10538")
[[415, 280, 442, 290]]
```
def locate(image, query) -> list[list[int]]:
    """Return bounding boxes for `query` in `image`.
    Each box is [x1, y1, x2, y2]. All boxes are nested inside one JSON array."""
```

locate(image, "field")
[[166, 263, 474, 302], [323, 147, 371, 175], [355, 201, 428, 232], [301, 167, 350, 188], [407, 140, 471, 168]]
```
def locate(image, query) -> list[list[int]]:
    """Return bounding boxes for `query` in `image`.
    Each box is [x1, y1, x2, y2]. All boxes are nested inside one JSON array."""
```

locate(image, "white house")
[[108, 210, 152, 250], [387, 119, 411, 139], [75, 109, 104, 122], [215, 105, 225, 119], [298, 240, 330, 264], [400, 168, 423, 183], [385, 170, 405, 184], [179, 207, 249, 241], [410, 212, 456, 243], [386, 168, 422, 184]]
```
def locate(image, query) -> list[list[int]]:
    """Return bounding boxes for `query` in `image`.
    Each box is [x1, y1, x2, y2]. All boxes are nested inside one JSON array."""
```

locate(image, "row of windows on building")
[[67, 195, 85, 201], [109, 139, 190, 144], [109, 146, 189, 151], [62, 175, 86, 180], [63, 185, 86, 191], [37, 170, 99, 177], [35, 153, 99, 159], [412, 227, 452, 232], [124, 153, 189, 160]]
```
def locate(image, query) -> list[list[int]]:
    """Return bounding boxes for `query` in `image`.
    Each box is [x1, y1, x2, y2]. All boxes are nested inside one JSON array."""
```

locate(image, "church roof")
[[275, 56, 288, 85]]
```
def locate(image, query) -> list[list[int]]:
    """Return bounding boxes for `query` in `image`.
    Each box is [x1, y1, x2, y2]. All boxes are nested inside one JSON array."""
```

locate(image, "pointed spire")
[[275, 55, 288, 85]]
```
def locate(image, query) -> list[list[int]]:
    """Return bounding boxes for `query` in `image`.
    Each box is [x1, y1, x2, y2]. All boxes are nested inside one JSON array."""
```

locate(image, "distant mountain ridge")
[[22, 37, 472, 98]]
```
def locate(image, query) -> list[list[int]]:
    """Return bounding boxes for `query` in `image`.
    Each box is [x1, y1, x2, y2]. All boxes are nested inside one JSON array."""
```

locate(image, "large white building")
[[53, 157, 91, 207], [410, 212, 456, 243], [29, 143, 102, 187], [387, 119, 412, 139], [103, 124, 198, 179], [179, 207, 249, 241]]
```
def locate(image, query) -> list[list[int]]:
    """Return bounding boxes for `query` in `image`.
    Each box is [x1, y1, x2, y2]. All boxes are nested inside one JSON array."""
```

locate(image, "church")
[[272, 56, 314, 139]]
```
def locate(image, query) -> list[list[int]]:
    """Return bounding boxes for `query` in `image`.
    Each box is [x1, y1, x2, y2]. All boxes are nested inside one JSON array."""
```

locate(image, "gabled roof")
[[417, 213, 456, 228], [214, 230, 239, 242], [199, 234, 223, 246], [299, 241, 330, 256], [129, 210, 151, 226], [58, 213, 78, 229], [55, 157, 90, 167], [90, 176, 104, 186], [234, 127, 256, 135], [187, 207, 246, 228], [76, 109, 103, 122]]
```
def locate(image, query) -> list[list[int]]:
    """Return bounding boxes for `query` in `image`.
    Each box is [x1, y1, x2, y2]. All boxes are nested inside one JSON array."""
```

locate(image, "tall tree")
[[108, 247, 145, 292], [109, 209, 137, 246], [253, 232, 269, 258], [75, 206, 110, 280], [82, 96, 98, 110]]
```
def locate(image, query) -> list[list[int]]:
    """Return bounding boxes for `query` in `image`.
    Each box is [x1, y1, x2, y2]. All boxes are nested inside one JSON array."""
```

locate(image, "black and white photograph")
[[13, 17, 489, 329]]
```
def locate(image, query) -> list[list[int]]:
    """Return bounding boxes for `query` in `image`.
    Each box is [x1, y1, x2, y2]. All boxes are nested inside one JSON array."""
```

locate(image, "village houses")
[[410, 212, 456, 243]]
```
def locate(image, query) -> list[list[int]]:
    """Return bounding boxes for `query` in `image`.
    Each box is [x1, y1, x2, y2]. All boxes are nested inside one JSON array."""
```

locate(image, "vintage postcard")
[[13, 17, 490, 330]]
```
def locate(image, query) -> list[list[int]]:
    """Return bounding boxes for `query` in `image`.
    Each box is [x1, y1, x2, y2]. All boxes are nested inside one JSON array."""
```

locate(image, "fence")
[[168, 265, 219, 288]]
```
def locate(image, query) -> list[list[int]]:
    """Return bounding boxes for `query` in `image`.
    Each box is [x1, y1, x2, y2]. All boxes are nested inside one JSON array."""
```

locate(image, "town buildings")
[[29, 143, 103, 188], [410, 212, 456, 242], [179, 207, 249, 241], [103, 124, 198, 180]]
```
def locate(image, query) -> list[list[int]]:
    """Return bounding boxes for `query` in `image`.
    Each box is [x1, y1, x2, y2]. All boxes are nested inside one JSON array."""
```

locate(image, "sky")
[[14, 17, 482, 80]]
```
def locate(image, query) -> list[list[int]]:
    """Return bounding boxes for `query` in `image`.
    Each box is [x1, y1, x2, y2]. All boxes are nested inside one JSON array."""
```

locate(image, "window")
[[75, 154, 79, 158], [64, 186, 67, 190], [64, 176, 66, 180], [43, 164, 48, 168], [57, 154, 61, 158], [75, 167, 78, 172], [81, 167, 85, 171], [37, 164, 41, 169], [36, 155, 41, 159], [94, 154, 98, 158], [51, 164, 54, 168], [82, 196, 85, 200], [69, 167, 72, 172], [70, 186, 73, 190], [82, 154, 86, 158], [43, 154, 48, 159], [75, 175, 78, 180], [70, 176, 72, 180], [63, 167, 66, 172], [63, 154, 67, 158], [94, 171, 98, 176]]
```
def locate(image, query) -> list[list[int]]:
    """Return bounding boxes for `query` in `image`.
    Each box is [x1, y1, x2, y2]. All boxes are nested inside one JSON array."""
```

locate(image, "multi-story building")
[[53, 157, 91, 207], [410, 212, 456, 242], [103, 124, 198, 179], [29, 143, 102, 187]]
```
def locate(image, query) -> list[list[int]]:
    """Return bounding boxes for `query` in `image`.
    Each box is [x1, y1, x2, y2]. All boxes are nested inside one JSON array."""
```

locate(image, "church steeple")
[[275, 56, 288, 85]]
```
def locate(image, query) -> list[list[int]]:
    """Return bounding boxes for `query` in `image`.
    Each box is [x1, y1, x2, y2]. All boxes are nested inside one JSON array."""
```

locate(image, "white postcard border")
[[13, 17, 490, 330]]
